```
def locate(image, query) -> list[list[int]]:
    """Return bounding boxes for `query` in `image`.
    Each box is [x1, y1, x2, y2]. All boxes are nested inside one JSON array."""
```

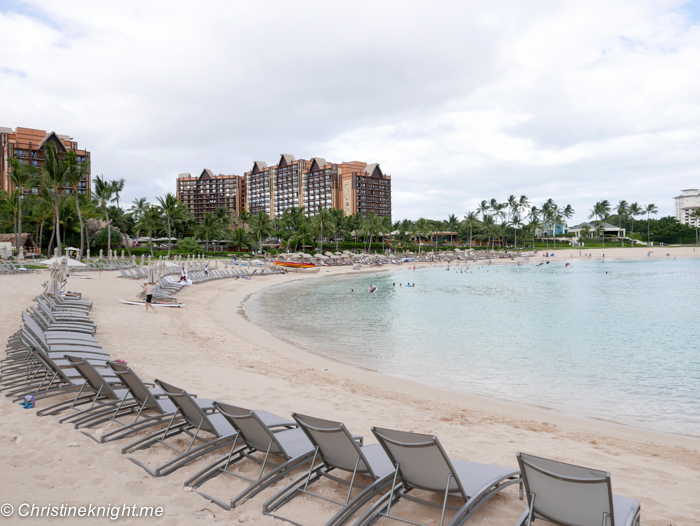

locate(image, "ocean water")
[[244, 259, 700, 436]]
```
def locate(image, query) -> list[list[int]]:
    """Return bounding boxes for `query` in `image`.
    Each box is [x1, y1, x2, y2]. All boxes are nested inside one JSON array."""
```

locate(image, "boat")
[[274, 260, 316, 269]]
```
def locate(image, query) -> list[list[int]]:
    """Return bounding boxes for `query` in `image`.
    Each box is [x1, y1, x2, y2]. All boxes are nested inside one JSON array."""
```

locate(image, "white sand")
[[1, 246, 699, 525]]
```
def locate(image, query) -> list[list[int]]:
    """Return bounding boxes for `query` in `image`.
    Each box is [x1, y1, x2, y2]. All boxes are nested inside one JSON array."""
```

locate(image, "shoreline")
[[0, 247, 698, 524]]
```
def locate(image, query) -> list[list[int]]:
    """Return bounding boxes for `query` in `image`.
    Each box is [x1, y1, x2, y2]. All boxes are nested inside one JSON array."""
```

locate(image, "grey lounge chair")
[[354, 427, 522, 526], [36, 355, 130, 421], [81, 363, 211, 443], [185, 402, 316, 510], [264, 413, 396, 526], [515, 452, 641, 526], [125, 381, 293, 478]]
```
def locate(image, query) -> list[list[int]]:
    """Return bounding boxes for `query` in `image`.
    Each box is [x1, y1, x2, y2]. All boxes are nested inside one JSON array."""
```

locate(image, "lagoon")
[[245, 258, 700, 436]]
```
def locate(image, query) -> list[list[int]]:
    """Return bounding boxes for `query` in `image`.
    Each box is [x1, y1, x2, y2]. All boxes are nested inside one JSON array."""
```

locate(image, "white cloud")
[[1, 0, 699, 222]]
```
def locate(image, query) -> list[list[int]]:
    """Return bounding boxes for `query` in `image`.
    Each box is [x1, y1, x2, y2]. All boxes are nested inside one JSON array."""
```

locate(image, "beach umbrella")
[[324, 251, 334, 257], [132, 254, 136, 266], [86, 248, 90, 259], [54, 247, 59, 257], [147, 255, 152, 265], [99, 249, 103, 259], [59, 257, 68, 280], [214, 259, 219, 269], [18, 246, 24, 261], [121, 250, 125, 259], [40, 257, 87, 268], [140, 254, 145, 266], [334, 251, 342, 255]]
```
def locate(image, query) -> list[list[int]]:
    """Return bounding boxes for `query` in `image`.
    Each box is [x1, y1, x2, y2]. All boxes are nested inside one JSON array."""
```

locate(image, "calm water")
[[245, 259, 700, 436]]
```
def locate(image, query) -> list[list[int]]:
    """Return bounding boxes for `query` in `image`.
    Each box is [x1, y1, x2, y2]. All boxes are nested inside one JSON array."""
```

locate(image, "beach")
[[1, 246, 699, 525]]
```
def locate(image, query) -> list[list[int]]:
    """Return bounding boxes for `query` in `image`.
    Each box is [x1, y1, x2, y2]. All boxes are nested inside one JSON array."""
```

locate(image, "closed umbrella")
[[132, 254, 136, 266], [147, 265, 157, 284], [140, 254, 145, 266], [87, 248, 90, 259]]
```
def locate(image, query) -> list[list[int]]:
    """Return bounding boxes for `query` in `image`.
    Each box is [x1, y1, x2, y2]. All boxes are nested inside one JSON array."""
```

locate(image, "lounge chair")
[[353, 427, 522, 526], [263, 413, 396, 526], [81, 363, 210, 443], [515, 452, 641, 526], [124, 381, 293, 478], [185, 402, 316, 510]]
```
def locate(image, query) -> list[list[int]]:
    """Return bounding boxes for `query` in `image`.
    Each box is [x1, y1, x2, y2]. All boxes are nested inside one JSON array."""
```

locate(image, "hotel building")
[[176, 169, 245, 223], [0, 126, 90, 194], [244, 154, 391, 220], [674, 189, 700, 226]]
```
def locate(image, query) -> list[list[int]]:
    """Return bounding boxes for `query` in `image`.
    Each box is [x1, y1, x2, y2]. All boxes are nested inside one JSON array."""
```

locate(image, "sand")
[[1, 246, 699, 525]]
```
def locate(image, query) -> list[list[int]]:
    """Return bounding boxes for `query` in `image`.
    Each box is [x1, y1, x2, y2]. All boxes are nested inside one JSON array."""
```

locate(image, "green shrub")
[[177, 237, 203, 254]]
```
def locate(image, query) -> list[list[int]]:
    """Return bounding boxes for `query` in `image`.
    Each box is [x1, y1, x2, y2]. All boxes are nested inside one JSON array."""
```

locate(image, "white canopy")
[[40, 257, 87, 267]]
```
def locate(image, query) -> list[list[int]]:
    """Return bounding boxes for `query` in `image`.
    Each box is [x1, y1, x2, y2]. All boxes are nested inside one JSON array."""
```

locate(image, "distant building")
[[244, 154, 391, 220], [0, 126, 90, 194], [674, 189, 700, 226], [176, 169, 245, 224], [535, 222, 569, 237], [568, 222, 625, 238]]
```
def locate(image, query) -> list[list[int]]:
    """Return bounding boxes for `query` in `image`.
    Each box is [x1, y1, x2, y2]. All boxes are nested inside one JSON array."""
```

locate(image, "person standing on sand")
[[140, 281, 157, 313]]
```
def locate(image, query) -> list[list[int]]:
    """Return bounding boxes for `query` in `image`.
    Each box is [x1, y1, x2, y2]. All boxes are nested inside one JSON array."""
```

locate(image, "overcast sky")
[[1, 0, 699, 223]]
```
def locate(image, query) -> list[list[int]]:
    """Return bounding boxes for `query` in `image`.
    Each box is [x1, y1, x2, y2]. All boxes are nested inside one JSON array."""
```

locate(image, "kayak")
[[274, 261, 316, 268]]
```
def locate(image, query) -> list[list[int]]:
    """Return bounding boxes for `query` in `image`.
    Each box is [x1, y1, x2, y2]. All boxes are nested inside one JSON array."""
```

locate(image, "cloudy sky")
[[1, 0, 699, 223]]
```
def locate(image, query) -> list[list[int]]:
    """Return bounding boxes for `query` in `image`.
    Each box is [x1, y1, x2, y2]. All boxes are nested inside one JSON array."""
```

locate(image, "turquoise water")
[[245, 259, 700, 436]]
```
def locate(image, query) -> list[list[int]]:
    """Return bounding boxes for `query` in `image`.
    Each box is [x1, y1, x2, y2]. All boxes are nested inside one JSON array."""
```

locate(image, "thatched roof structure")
[[0, 233, 38, 251]]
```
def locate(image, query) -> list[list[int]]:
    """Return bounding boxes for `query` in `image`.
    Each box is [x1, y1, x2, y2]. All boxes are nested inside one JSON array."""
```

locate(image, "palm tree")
[[7, 158, 39, 254], [93, 176, 116, 259], [136, 205, 163, 257], [195, 213, 219, 253], [477, 199, 490, 219], [363, 213, 382, 252], [588, 200, 611, 247], [445, 213, 459, 244], [528, 214, 542, 247], [413, 218, 430, 254], [290, 222, 314, 252], [691, 208, 700, 246], [156, 193, 179, 257], [329, 209, 346, 251], [230, 227, 250, 252], [63, 151, 90, 259], [111, 178, 131, 256], [248, 211, 273, 253], [628, 202, 642, 241], [480, 214, 498, 250], [129, 197, 149, 241], [511, 215, 524, 248], [312, 206, 332, 255], [463, 211, 478, 247], [644, 203, 658, 245], [238, 210, 251, 231], [616, 200, 628, 247], [42, 142, 70, 256]]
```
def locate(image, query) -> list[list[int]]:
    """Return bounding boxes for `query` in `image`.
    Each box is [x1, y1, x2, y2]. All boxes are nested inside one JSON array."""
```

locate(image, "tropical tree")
[[511, 214, 524, 248], [445, 213, 459, 244], [588, 200, 611, 247], [644, 203, 658, 245], [463, 211, 479, 248], [616, 200, 629, 247], [628, 202, 642, 240], [136, 205, 163, 256], [129, 197, 149, 241], [195, 213, 220, 253], [7, 158, 39, 254], [230, 227, 250, 252], [362, 213, 383, 252], [63, 151, 91, 258], [112, 178, 131, 256], [93, 176, 116, 259], [156, 193, 179, 257], [329, 209, 346, 251], [312, 206, 332, 255], [290, 222, 314, 252], [691, 209, 700, 246], [412, 218, 430, 254], [42, 142, 71, 256], [477, 199, 490, 219], [248, 211, 273, 253], [480, 214, 499, 250]]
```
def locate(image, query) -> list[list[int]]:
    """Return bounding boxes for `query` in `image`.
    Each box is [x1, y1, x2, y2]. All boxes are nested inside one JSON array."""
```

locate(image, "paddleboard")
[[119, 299, 184, 307]]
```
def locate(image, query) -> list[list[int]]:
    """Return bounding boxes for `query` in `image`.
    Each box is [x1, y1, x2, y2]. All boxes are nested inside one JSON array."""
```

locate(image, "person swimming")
[[369, 285, 377, 293]]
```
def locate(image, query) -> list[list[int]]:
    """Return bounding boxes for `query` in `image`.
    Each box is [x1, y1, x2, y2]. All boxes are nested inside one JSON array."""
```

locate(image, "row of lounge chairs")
[[1, 292, 641, 526], [0, 262, 41, 274]]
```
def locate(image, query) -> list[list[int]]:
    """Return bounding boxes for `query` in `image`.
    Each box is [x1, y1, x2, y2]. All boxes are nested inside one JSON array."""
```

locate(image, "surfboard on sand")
[[119, 299, 184, 307]]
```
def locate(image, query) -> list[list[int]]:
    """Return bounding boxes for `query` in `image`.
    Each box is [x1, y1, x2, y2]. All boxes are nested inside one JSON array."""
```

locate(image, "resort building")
[[535, 222, 569, 237], [0, 126, 90, 194], [568, 222, 625, 238], [244, 155, 391, 220], [674, 189, 700, 226], [176, 169, 245, 223]]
